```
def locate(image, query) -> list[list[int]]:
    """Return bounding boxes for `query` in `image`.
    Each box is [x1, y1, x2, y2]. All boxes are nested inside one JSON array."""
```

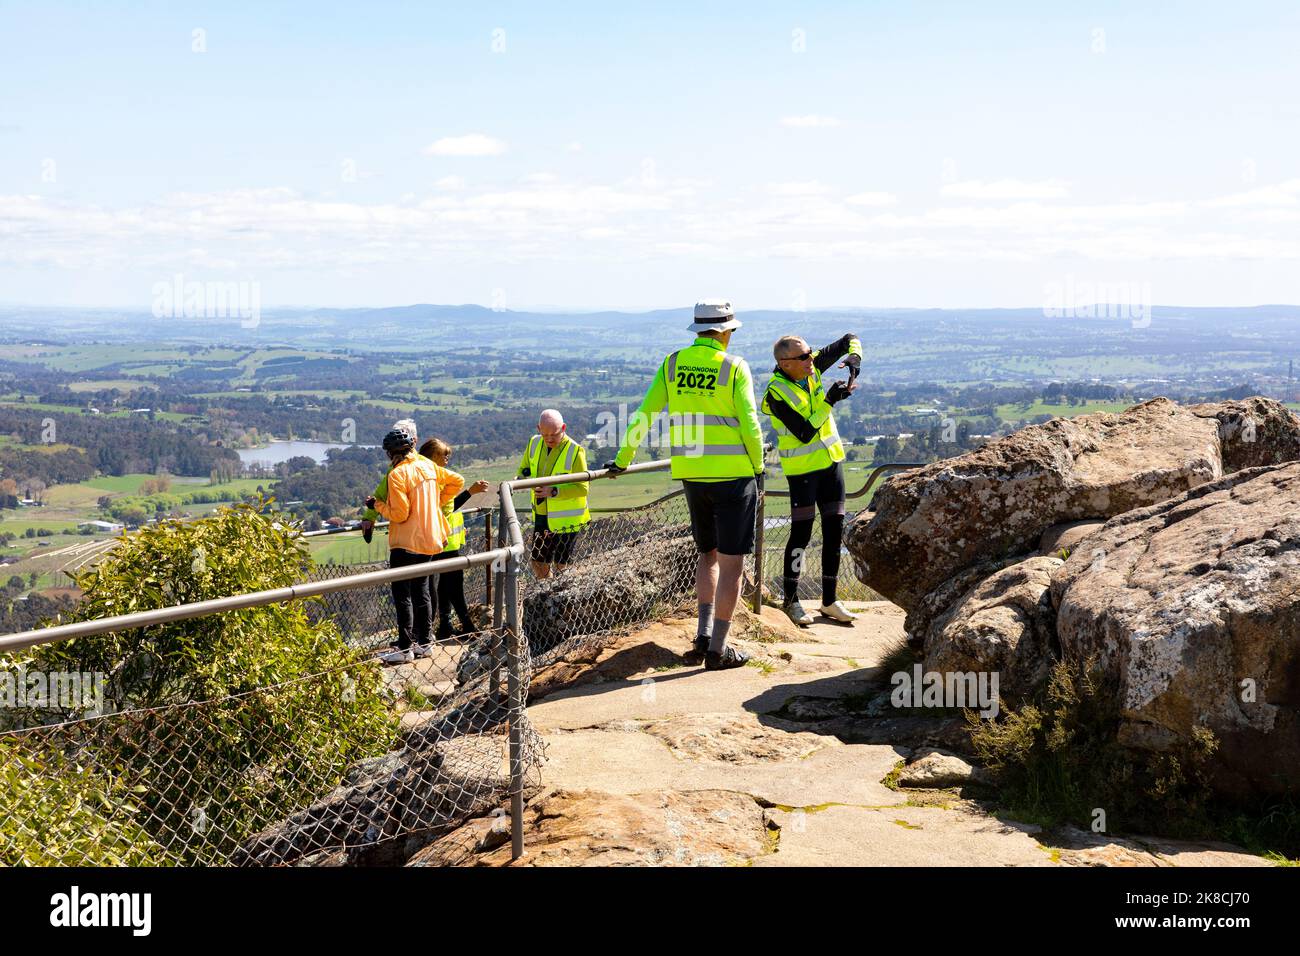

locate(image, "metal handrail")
[[0, 548, 510, 655], [0, 457, 673, 863], [749, 460, 924, 612], [760, 461, 926, 500]]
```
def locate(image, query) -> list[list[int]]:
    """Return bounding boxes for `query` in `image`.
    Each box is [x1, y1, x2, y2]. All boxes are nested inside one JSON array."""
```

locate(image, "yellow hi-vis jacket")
[[614, 336, 765, 481], [442, 500, 466, 550], [518, 434, 590, 532], [762, 362, 846, 476]]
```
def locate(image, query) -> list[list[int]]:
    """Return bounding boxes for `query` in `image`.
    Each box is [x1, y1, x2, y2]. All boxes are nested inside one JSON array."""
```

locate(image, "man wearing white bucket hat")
[[604, 300, 764, 671]]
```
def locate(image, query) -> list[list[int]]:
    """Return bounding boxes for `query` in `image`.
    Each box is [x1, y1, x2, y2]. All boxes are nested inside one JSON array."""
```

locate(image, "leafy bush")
[[968, 657, 1219, 837], [11, 499, 398, 863], [0, 736, 161, 866]]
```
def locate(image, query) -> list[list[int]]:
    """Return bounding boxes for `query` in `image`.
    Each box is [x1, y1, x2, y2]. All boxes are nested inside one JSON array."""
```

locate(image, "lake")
[[237, 440, 375, 468]]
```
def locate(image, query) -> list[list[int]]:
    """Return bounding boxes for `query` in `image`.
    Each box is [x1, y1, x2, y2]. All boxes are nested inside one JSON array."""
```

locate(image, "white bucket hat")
[[687, 299, 742, 333]]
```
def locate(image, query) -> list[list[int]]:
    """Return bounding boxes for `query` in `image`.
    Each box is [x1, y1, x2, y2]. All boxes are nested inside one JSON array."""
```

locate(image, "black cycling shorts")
[[787, 461, 846, 521], [531, 514, 581, 565], [682, 476, 758, 556]]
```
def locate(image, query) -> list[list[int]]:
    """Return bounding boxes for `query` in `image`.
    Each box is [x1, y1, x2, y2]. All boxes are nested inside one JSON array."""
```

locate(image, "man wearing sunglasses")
[[761, 332, 863, 626]]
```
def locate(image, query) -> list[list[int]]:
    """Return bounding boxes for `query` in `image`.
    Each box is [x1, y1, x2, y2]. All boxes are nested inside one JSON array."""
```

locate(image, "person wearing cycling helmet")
[[367, 424, 464, 663]]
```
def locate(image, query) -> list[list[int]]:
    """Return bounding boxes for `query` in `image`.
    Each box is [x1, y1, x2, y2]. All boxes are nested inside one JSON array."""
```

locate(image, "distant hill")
[[3, 304, 1300, 384]]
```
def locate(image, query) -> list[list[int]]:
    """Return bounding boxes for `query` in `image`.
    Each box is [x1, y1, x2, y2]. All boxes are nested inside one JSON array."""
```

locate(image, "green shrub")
[[968, 657, 1219, 838], [10, 499, 398, 863], [0, 736, 161, 866]]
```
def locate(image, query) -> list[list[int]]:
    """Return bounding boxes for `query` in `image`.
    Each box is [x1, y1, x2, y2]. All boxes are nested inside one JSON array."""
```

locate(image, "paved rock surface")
[[417, 601, 1273, 867]]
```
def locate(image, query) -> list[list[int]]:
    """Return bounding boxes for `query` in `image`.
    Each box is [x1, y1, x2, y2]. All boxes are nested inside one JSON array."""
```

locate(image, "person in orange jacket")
[[368, 427, 464, 663]]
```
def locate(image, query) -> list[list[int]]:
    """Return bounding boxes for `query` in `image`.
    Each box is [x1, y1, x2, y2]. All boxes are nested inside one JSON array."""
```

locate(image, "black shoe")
[[705, 646, 751, 671], [683, 636, 708, 665]]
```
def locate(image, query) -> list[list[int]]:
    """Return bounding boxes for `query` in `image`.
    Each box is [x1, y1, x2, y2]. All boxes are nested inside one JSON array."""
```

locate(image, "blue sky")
[[1, 0, 1298, 310]]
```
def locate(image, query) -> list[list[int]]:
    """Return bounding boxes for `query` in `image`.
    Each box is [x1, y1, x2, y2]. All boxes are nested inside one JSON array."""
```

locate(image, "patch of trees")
[[0, 589, 79, 636], [270, 447, 384, 521], [1042, 381, 1122, 401], [0, 408, 239, 478], [0, 446, 95, 487]]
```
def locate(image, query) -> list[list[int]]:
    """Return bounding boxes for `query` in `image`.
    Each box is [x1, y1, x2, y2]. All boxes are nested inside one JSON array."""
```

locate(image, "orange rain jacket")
[[373, 452, 465, 555]]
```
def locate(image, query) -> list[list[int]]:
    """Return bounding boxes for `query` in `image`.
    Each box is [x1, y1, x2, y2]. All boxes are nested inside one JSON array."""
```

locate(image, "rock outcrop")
[[521, 524, 696, 657], [1038, 520, 1106, 558], [1050, 461, 1300, 796], [847, 397, 1300, 614], [923, 555, 1063, 703], [411, 788, 775, 866], [1190, 397, 1300, 473]]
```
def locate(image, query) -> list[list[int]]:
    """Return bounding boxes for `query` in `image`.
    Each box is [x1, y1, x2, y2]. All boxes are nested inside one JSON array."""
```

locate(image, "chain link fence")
[[0, 458, 916, 866], [0, 537, 539, 867]]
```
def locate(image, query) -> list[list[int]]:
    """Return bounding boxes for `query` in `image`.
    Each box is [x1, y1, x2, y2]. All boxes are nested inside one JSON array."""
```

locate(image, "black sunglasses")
[[781, 350, 813, 362]]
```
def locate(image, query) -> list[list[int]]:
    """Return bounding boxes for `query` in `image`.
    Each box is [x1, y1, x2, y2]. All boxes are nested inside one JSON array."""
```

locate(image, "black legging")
[[390, 548, 434, 649], [435, 548, 474, 639], [783, 511, 844, 606]]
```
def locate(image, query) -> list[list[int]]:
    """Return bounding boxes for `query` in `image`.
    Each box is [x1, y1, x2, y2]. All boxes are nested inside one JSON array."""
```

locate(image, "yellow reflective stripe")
[[718, 355, 735, 387], [671, 444, 748, 457], [779, 435, 840, 458], [546, 508, 587, 519], [668, 413, 741, 428], [771, 380, 803, 408]]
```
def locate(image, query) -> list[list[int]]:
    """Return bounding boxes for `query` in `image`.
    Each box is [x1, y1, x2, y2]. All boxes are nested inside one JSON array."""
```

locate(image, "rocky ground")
[[409, 601, 1273, 867]]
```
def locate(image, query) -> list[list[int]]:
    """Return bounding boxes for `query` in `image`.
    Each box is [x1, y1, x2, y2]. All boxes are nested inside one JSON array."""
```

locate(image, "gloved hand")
[[826, 381, 853, 405], [361, 519, 374, 544], [840, 353, 861, 371], [602, 460, 626, 477]]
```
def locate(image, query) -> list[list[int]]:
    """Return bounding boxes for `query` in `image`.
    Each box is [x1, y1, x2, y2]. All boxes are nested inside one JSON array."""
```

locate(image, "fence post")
[[483, 510, 494, 609], [490, 516, 505, 707], [505, 549, 526, 861], [752, 467, 765, 614]]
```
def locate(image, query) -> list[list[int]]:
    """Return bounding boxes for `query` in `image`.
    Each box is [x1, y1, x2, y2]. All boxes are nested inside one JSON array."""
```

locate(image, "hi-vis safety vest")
[[523, 435, 590, 533], [662, 344, 753, 480], [762, 361, 845, 476], [442, 501, 466, 551]]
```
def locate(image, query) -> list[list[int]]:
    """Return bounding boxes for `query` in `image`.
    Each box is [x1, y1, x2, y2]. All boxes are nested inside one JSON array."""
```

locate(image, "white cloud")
[[780, 115, 842, 128], [1203, 178, 1300, 208], [941, 179, 1070, 200], [767, 180, 830, 197], [566, 141, 583, 152], [845, 191, 898, 207], [422, 133, 507, 157], [4, 176, 1300, 281]]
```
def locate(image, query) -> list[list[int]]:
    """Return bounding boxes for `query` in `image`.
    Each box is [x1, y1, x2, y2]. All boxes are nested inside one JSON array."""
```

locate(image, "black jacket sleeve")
[[453, 490, 472, 510], [766, 391, 820, 444], [814, 333, 857, 374]]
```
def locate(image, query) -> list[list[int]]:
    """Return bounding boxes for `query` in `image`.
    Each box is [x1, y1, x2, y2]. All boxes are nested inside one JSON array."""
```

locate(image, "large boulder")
[[847, 397, 1300, 612], [1050, 462, 1300, 797], [924, 555, 1063, 703], [1189, 397, 1300, 473], [521, 524, 696, 659]]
